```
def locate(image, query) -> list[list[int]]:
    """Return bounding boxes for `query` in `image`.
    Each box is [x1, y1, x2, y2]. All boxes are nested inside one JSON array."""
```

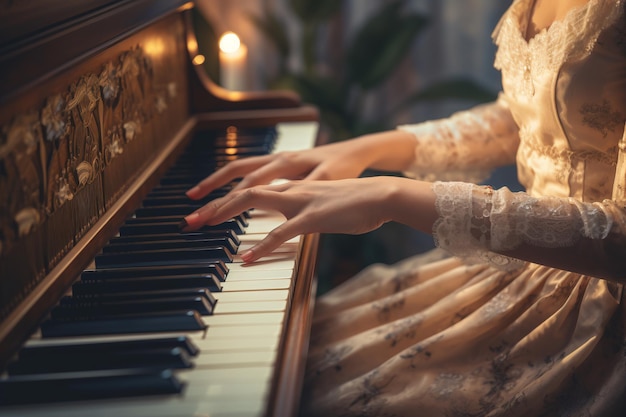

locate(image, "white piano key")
[[228, 258, 295, 271], [213, 299, 287, 314], [225, 270, 294, 281], [204, 323, 281, 337], [203, 311, 285, 326], [220, 279, 292, 292], [213, 289, 289, 302], [275, 121, 318, 151], [194, 350, 277, 368], [243, 218, 285, 234], [190, 335, 280, 352], [237, 241, 298, 253]]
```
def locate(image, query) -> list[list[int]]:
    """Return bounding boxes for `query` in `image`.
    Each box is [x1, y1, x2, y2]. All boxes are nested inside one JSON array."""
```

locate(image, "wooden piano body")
[[0, 1, 319, 416]]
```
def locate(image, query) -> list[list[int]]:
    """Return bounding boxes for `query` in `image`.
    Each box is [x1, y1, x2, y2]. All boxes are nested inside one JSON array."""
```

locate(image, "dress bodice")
[[494, 0, 626, 202]]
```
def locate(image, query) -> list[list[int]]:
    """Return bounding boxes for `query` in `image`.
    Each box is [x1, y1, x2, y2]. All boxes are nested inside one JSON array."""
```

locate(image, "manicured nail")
[[178, 218, 188, 230], [186, 186, 200, 197], [240, 250, 254, 263], [180, 212, 199, 229]]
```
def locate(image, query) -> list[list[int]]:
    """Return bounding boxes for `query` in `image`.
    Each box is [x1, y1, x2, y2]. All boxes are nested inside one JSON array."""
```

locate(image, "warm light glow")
[[187, 38, 198, 53], [192, 55, 205, 65], [144, 38, 165, 57], [178, 2, 194, 11], [219, 32, 241, 54]]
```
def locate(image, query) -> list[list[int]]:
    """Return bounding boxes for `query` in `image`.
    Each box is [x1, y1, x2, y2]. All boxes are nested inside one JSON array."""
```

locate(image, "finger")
[[183, 186, 287, 231], [240, 217, 305, 263], [186, 155, 274, 199], [305, 163, 334, 181], [306, 161, 362, 182], [231, 155, 311, 191]]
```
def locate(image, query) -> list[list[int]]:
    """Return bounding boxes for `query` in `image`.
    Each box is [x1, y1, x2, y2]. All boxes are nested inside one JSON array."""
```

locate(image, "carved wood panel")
[[0, 14, 189, 320]]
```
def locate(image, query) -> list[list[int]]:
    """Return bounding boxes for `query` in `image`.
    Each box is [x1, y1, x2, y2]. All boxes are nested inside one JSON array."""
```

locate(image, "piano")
[[0, 1, 319, 416]]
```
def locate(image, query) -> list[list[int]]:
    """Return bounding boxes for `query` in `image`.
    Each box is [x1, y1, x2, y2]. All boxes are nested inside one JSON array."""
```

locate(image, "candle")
[[219, 31, 247, 91]]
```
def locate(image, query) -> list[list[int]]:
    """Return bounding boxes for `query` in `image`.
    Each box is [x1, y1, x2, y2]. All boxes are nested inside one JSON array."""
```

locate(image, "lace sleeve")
[[432, 181, 626, 277], [398, 95, 520, 182]]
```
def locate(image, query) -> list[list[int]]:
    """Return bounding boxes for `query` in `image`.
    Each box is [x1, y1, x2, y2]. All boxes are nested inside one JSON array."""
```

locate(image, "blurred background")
[[194, 0, 518, 293]]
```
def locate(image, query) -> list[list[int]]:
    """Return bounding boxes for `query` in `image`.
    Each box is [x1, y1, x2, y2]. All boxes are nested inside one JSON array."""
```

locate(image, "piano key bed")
[[0, 122, 318, 417]]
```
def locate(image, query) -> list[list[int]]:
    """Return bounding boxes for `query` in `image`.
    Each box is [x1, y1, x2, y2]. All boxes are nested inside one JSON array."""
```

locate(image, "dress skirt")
[[300, 253, 626, 417]]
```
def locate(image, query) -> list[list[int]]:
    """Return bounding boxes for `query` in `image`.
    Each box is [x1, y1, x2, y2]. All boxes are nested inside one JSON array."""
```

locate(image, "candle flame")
[[192, 55, 205, 65], [219, 32, 241, 54]]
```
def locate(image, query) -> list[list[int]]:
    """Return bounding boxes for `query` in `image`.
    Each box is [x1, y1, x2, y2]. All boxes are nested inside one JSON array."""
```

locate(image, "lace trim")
[[432, 181, 621, 271], [398, 99, 519, 182], [432, 182, 525, 271], [493, 0, 624, 97]]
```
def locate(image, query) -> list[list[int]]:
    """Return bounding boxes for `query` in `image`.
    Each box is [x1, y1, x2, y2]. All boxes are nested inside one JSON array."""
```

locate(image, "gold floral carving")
[[0, 46, 176, 255]]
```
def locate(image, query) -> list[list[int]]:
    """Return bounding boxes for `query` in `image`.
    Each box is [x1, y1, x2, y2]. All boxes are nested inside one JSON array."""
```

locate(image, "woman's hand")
[[185, 130, 417, 200], [182, 177, 437, 263]]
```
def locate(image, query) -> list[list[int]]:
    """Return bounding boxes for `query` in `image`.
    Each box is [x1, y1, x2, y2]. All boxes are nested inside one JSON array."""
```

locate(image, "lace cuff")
[[398, 95, 520, 182], [432, 181, 626, 272]]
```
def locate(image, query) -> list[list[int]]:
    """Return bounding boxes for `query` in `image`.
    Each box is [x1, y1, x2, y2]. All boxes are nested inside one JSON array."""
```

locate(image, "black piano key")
[[81, 262, 228, 281], [142, 192, 227, 205], [132, 206, 249, 228], [18, 336, 200, 360], [40, 310, 207, 337], [148, 181, 236, 193], [134, 204, 204, 217], [95, 246, 233, 268], [102, 237, 238, 256], [192, 134, 273, 148], [68, 288, 216, 308], [123, 216, 246, 234], [212, 145, 269, 156], [73, 274, 222, 295], [118, 220, 244, 236], [51, 295, 215, 318], [110, 230, 240, 248], [0, 368, 184, 405], [159, 175, 222, 186], [8, 347, 193, 375]]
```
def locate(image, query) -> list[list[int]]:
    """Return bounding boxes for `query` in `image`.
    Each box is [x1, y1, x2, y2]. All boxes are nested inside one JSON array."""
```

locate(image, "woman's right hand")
[[186, 130, 417, 200]]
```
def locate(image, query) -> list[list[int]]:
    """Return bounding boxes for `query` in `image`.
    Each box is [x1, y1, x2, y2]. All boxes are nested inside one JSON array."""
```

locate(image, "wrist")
[[352, 131, 417, 172], [382, 177, 437, 233]]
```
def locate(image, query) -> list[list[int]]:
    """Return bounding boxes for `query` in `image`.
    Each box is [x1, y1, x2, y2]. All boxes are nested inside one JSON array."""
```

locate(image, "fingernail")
[[241, 250, 254, 263], [180, 212, 199, 230], [186, 187, 200, 198]]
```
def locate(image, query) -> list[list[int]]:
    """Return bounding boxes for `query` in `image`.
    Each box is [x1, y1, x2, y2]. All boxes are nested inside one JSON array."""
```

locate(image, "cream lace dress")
[[301, 1, 626, 416]]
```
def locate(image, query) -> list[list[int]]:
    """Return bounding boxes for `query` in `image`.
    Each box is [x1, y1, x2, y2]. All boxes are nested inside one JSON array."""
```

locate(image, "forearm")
[[341, 130, 418, 173]]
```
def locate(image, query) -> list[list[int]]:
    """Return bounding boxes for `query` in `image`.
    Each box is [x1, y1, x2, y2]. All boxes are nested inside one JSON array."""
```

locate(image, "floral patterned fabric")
[[301, 1, 626, 416]]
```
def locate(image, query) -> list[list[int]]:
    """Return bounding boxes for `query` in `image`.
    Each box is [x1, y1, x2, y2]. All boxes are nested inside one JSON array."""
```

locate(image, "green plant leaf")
[[347, 1, 428, 89], [288, 0, 342, 23], [346, 0, 407, 77], [360, 15, 428, 89], [271, 73, 346, 115], [248, 11, 291, 61], [270, 73, 354, 136]]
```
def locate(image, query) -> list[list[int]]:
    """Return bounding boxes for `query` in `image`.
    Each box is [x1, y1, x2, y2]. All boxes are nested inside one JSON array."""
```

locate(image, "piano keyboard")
[[0, 121, 318, 417]]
